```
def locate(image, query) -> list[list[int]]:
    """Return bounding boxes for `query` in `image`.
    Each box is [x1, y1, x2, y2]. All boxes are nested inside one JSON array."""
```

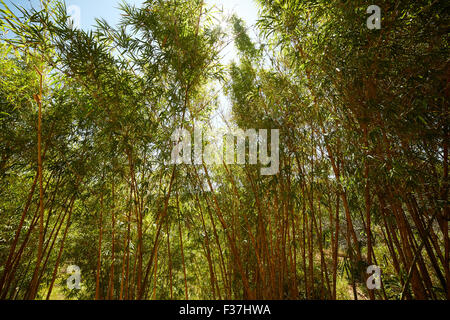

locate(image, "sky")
[[6, 0, 259, 35], [7, 0, 260, 65], [5, 0, 261, 122]]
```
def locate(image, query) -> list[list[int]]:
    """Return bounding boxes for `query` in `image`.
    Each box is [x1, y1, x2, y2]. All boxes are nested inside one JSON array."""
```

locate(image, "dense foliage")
[[0, 0, 448, 300]]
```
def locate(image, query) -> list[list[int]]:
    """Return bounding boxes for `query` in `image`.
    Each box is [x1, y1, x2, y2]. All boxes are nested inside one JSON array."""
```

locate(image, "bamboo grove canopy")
[[0, 0, 448, 300]]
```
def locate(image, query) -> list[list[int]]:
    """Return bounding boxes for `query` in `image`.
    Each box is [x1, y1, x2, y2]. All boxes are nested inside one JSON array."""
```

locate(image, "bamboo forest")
[[0, 0, 448, 301]]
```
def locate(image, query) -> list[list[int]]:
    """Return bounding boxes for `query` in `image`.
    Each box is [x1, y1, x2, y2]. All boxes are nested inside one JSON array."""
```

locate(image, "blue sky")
[[6, 0, 259, 67], [5, 0, 261, 122], [6, 0, 258, 32], [5, 0, 145, 28], [6, 0, 260, 62]]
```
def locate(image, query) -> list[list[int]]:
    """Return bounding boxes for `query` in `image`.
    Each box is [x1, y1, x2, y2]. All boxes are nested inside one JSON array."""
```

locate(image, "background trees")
[[0, 0, 448, 300]]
